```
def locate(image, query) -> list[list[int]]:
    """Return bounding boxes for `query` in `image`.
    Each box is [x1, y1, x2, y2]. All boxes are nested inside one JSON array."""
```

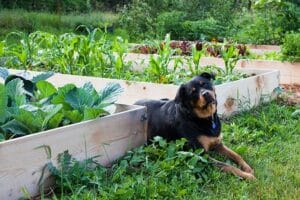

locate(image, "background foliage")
[[0, 0, 130, 12], [0, 0, 299, 45]]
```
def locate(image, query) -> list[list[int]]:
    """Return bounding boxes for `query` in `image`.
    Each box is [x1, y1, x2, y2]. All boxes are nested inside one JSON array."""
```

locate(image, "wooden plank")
[[215, 70, 279, 116], [238, 60, 300, 84], [0, 104, 147, 200]]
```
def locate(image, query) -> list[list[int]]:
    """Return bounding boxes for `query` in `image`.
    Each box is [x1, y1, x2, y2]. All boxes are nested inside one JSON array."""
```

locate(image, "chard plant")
[[221, 43, 240, 76], [109, 36, 132, 79], [186, 45, 204, 76], [0, 68, 123, 141], [146, 34, 178, 83]]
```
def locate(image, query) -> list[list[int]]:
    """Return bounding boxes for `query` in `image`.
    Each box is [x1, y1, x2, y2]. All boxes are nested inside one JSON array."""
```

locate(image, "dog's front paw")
[[243, 172, 257, 180], [242, 163, 254, 174]]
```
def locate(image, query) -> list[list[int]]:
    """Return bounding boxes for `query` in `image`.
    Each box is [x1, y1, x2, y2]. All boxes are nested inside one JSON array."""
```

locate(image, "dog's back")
[[135, 99, 179, 140]]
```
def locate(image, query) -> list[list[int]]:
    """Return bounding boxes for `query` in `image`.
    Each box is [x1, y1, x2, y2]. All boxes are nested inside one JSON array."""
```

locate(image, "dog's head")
[[175, 72, 217, 118]]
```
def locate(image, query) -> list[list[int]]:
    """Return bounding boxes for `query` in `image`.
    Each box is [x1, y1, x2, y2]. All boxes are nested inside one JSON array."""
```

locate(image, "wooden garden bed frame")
[[0, 103, 147, 199]]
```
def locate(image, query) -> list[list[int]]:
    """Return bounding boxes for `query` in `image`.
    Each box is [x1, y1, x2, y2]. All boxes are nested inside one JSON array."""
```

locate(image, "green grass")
[[0, 9, 120, 40], [43, 101, 300, 199]]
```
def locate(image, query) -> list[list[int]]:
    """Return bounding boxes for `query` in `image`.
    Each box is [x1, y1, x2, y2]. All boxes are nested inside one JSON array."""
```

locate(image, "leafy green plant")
[[221, 43, 240, 75], [4, 31, 36, 70], [46, 136, 213, 199], [186, 45, 204, 76], [0, 68, 123, 141], [146, 34, 179, 83], [281, 32, 300, 62]]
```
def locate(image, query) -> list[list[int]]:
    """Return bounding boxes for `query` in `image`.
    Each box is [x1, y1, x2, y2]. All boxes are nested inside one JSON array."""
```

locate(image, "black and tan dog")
[[135, 72, 255, 180]]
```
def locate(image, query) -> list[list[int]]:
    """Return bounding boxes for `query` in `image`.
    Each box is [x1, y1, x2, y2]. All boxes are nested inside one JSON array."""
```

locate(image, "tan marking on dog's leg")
[[209, 157, 256, 180], [197, 135, 222, 152], [214, 144, 254, 174]]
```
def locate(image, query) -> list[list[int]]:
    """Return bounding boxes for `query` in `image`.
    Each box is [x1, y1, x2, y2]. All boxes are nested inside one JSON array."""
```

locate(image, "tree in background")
[[232, 0, 300, 44]]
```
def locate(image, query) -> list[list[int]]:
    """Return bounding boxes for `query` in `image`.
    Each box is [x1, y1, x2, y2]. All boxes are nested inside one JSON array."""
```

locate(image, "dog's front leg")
[[208, 157, 256, 180], [213, 143, 254, 175]]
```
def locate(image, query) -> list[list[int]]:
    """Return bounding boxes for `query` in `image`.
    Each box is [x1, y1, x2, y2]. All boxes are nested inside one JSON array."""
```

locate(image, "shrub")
[[281, 33, 300, 62], [119, 0, 155, 41], [155, 11, 186, 39], [232, 1, 300, 44], [182, 18, 226, 41]]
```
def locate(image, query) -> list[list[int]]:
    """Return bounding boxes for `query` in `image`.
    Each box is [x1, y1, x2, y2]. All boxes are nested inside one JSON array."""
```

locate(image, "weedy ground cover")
[[39, 101, 299, 199]]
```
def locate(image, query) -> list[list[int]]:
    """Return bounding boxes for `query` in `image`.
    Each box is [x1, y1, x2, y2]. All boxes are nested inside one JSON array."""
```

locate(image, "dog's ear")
[[199, 72, 215, 80], [175, 84, 186, 103]]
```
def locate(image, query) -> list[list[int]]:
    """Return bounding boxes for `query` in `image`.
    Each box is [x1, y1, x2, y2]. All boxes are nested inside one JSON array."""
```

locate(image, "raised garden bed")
[[124, 53, 299, 84], [245, 44, 280, 55], [238, 59, 300, 84], [0, 104, 146, 199], [9, 68, 279, 117], [0, 72, 147, 199]]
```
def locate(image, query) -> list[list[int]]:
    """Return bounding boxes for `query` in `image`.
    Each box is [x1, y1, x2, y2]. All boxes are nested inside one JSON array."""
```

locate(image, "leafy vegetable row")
[[0, 30, 246, 85], [0, 68, 123, 141]]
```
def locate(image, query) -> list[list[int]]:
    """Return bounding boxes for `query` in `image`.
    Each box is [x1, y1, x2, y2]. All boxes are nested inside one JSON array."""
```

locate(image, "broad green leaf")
[[0, 133, 4, 141], [20, 104, 39, 112], [0, 84, 8, 123], [64, 110, 83, 123], [0, 67, 9, 80], [48, 113, 64, 129], [82, 82, 98, 97], [51, 84, 76, 109], [83, 107, 108, 121], [5, 74, 35, 95], [41, 104, 63, 129], [32, 71, 54, 83], [65, 88, 95, 111], [5, 78, 27, 106], [97, 82, 123, 105], [36, 80, 57, 99], [1, 119, 32, 136], [14, 109, 43, 133]]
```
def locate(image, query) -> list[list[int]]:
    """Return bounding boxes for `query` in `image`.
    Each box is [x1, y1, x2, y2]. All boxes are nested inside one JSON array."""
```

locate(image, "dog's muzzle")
[[201, 91, 216, 105]]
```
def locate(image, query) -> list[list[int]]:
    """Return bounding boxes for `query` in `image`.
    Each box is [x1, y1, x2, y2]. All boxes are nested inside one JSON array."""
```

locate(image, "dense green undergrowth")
[[0, 9, 120, 41], [39, 101, 300, 199]]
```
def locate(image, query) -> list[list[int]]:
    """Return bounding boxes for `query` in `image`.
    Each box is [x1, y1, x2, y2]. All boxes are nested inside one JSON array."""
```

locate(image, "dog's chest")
[[197, 134, 222, 152]]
